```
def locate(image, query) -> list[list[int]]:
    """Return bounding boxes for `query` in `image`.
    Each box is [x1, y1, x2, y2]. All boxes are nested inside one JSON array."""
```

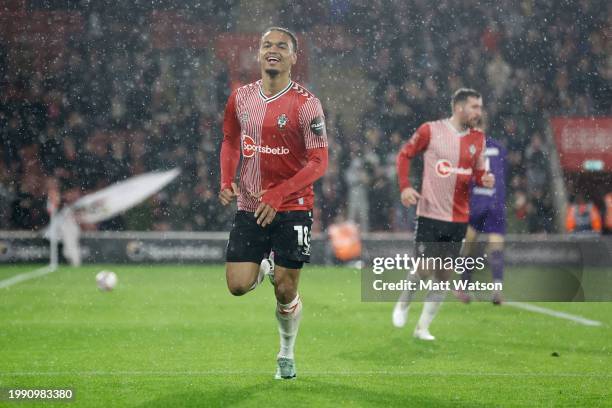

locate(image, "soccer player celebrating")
[[458, 134, 507, 305], [218, 27, 328, 379], [392, 88, 494, 340]]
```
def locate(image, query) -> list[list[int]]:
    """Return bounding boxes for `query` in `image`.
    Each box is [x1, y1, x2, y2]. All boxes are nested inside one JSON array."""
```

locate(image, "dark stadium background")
[[1, 2, 611, 407], [1, 0, 610, 236]]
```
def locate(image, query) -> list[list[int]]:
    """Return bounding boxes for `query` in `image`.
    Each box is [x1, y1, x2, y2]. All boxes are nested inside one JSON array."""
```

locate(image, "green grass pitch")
[[0, 264, 611, 407]]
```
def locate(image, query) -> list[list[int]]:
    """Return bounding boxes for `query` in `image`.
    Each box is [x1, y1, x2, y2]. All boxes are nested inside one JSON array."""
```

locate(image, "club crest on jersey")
[[469, 144, 476, 156], [277, 113, 288, 129]]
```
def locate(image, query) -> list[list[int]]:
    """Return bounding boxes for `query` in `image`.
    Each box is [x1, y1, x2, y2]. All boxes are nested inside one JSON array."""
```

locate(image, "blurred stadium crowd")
[[0, 0, 610, 233]]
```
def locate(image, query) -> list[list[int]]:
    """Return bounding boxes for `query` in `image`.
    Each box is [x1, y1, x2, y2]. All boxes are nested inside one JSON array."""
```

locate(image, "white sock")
[[397, 272, 420, 308], [276, 294, 302, 360], [416, 289, 446, 331]]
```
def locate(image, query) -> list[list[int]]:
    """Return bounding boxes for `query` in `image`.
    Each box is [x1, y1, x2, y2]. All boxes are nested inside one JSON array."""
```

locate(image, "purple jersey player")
[[459, 137, 507, 305], [469, 137, 506, 235]]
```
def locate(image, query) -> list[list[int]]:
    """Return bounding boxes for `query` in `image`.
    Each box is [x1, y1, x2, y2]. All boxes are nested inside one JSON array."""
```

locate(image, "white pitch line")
[[0, 265, 57, 289], [506, 302, 603, 327], [0, 371, 610, 378]]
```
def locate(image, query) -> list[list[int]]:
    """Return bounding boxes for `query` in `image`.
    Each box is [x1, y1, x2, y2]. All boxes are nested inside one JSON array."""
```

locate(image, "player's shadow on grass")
[[136, 377, 484, 408]]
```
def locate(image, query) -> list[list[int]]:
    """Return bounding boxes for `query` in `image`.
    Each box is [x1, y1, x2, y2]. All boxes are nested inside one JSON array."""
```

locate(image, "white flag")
[[71, 168, 180, 224]]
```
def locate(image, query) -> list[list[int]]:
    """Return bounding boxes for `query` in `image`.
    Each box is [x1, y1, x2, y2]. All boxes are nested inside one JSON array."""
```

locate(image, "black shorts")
[[226, 210, 313, 269], [414, 216, 467, 259]]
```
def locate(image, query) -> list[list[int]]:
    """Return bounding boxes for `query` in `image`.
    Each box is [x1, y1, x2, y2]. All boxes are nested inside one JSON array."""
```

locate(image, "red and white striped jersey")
[[222, 80, 328, 212], [397, 119, 486, 223]]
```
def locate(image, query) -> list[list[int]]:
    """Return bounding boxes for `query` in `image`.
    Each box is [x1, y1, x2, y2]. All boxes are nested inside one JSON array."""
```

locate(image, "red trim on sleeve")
[[473, 134, 487, 186]]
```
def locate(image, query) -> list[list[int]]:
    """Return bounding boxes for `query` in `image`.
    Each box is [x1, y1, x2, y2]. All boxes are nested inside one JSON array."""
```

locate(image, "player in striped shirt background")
[[392, 88, 495, 340]]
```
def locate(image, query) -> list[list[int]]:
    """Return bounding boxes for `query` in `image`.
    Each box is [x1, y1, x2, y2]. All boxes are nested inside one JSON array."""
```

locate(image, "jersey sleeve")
[[298, 97, 328, 149], [261, 147, 328, 210], [220, 91, 241, 191], [396, 123, 431, 190], [476, 136, 487, 171]]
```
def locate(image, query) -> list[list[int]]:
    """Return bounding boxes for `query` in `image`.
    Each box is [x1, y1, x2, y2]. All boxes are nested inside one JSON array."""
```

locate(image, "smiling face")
[[258, 30, 297, 78], [455, 96, 483, 129]]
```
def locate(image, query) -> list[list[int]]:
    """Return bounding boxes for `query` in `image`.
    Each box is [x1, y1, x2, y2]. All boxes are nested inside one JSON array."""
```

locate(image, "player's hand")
[[253, 190, 277, 227], [400, 187, 421, 207], [219, 182, 239, 206], [482, 173, 495, 188]]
